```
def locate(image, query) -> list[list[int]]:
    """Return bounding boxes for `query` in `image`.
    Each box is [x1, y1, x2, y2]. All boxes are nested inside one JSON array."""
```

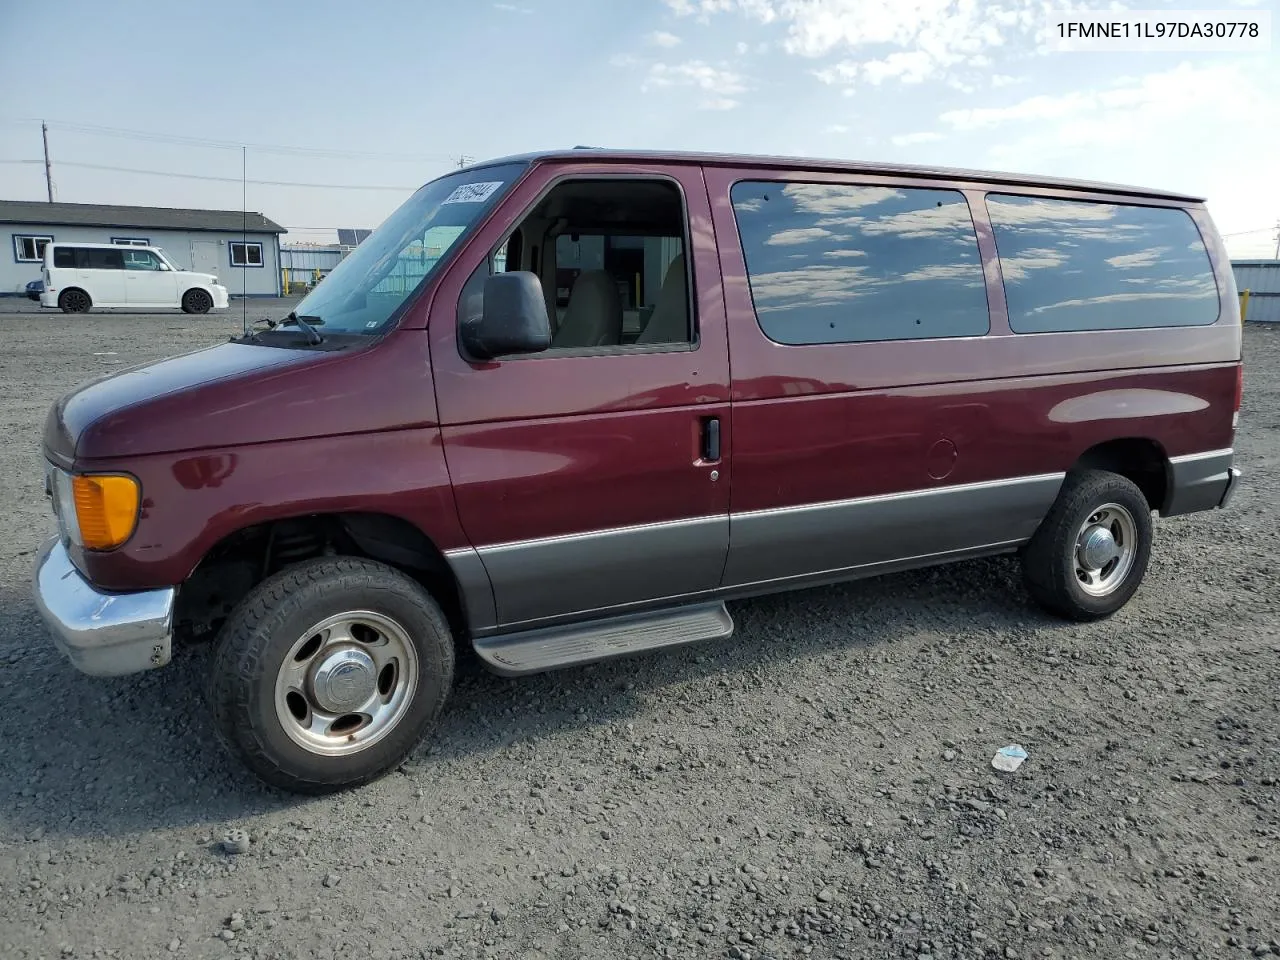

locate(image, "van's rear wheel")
[[58, 289, 91, 314], [182, 289, 213, 314], [207, 557, 455, 794], [1021, 469, 1152, 621]]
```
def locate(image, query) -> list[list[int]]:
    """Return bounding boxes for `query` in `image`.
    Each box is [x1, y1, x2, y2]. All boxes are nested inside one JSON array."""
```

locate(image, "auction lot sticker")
[[1047, 9, 1271, 51], [442, 181, 505, 204]]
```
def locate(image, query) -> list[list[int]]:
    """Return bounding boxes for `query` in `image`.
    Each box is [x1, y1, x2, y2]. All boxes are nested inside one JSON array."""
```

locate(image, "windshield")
[[291, 162, 528, 335]]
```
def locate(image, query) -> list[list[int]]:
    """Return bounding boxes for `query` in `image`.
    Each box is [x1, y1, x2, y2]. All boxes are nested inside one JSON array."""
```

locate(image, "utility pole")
[[457, 155, 472, 169], [1273, 220, 1279, 261], [41, 121, 54, 202]]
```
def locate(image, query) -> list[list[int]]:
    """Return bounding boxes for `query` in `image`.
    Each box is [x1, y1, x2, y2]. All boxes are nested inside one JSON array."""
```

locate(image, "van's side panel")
[[706, 165, 1239, 589]]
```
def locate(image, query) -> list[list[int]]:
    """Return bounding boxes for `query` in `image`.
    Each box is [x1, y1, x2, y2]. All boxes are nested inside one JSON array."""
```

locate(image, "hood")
[[44, 333, 435, 463]]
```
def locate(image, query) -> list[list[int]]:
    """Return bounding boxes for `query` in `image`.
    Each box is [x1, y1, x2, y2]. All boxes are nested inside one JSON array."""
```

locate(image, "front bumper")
[[32, 538, 175, 677], [38, 291, 57, 309], [211, 285, 229, 309]]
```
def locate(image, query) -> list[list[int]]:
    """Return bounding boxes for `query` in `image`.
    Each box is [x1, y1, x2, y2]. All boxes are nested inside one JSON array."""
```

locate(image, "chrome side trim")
[[1164, 449, 1236, 517], [733, 471, 1068, 522], [723, 472, 1065, 588], [1168, 447, 1234, 465], [32, 538, 175, 677]]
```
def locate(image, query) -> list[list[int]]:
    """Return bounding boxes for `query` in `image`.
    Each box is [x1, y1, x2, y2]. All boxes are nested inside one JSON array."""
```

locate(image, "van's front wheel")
[[1021, 469, 1153, 621], [207, 557, 455, 794]]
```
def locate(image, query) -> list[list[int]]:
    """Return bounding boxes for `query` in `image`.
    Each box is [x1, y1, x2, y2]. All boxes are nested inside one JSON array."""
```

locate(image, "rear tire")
[[58, 288, 91, 314], [1021, 469, 1153, 621], [182, 289, 213, 314], [206, 557, 455, 794]]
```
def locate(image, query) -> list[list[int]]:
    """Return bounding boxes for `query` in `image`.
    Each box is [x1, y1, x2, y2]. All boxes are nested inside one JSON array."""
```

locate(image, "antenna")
[[242, 145, 248, 336]]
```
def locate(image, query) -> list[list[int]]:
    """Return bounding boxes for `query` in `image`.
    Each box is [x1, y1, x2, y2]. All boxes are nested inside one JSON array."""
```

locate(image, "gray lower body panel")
[[473, 515, 728, 627], [723, 473, 1065, 588], [1165, 449, 1238, 516]]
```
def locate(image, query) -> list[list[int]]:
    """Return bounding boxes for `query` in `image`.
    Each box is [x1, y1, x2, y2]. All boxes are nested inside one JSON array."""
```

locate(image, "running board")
[[472, 603, 735, 677]]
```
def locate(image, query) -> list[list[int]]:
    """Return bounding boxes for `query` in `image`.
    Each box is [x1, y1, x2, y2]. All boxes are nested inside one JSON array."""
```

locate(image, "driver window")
[[457, 178, 693, 352]]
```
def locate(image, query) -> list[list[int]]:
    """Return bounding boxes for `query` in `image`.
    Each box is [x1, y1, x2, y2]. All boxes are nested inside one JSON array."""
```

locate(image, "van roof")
[[476, 149, 1204, 204]]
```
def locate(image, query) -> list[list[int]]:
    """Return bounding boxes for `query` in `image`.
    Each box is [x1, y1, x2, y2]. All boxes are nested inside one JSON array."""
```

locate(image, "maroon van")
[[33, 150, 1243, 793]]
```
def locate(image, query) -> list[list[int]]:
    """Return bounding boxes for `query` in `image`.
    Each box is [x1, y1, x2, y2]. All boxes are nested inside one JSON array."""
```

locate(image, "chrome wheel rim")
[[273, 610, 418, 756], [1074, 503, 1137, 597]]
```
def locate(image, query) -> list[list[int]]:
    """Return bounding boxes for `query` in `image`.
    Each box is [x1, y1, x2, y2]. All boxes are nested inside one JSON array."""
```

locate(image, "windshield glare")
[[291, 162, 527, 335]]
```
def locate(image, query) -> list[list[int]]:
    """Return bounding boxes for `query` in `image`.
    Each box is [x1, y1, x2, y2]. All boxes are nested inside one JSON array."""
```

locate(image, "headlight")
[[51, 469, 140, 550]]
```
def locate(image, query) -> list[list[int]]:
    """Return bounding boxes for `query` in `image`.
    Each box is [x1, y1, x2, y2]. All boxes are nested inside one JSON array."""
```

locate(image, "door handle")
[[702, 416, 721, 462]]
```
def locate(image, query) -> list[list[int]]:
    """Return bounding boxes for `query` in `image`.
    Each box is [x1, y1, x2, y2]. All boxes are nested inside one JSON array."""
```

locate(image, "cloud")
[[824, 123, 850, 134], [747, 264, 874, 311], [858, 202, 974, 239], [766, 227, 839, 246], [942, 63, 1261, 137], [998, 247, 1068, 281], [823, 249, 867, 258], [863, 50, 936, 85], [664, 0, 1049, 87], [649, 31, 683, 47], [890, 131, 943, 147], [781, 183, 904, 214], [644, 60, 748, 108], [1105, 247, 1169, 269], [492, 2, 533, 11]]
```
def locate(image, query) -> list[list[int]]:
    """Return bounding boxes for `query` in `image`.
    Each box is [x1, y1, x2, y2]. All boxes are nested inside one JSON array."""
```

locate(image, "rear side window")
[[987, 195, 1219, 333], [730, 182, 990, 345], [51, 247, 125, 270]]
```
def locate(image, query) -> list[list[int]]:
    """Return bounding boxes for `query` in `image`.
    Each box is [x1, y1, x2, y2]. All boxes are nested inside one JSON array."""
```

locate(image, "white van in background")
[[40, 243, 229, 314]]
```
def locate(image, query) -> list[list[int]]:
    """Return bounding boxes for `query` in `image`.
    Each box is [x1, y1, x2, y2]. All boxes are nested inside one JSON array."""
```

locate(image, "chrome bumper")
[[32, 538, 175, 677]]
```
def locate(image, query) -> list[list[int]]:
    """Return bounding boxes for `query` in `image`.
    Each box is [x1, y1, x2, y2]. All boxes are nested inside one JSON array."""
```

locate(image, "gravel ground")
[[0, 300, 1277, 960]]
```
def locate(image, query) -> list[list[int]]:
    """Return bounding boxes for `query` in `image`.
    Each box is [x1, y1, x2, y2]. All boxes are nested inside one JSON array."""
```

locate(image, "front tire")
[[206, 557, 455, 794], [1021, 469, 1153, 621], [182, 289, 213, 314], [58, 288, 91, 313]]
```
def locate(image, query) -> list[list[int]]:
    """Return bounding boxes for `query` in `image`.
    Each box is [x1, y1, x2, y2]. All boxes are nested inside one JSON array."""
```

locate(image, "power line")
[[1221, 227, 1277, 237], [27, 159, 420, 192], [1, 117, 460, 163]]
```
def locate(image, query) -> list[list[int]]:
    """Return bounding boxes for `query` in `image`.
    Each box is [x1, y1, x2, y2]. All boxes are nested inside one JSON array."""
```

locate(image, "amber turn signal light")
[[71, 474, 140, 550]]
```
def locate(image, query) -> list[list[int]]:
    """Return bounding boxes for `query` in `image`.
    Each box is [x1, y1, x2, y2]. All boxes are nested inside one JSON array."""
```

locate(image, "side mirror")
[[460, 271, 551, 360]]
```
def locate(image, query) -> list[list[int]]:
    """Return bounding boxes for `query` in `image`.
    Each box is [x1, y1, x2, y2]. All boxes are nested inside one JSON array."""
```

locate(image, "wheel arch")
[[1069, 437, 1170, 514], [174, 510, 472, 645]]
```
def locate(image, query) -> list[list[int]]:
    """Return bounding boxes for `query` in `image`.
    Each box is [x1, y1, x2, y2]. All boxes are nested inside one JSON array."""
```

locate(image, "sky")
[[1, 0, 1277, 256]]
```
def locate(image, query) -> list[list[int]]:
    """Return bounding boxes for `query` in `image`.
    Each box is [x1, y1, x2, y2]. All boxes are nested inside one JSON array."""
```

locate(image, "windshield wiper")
[[248, 311, 324, 345]]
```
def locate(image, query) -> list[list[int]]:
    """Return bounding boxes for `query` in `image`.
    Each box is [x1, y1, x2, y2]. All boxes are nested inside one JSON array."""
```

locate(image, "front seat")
[[636, 254, 688, 344], [552, 270, 623, 348]]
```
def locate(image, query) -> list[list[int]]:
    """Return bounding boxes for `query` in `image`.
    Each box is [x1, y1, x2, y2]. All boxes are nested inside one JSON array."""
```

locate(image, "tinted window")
[[86, 248, 124, 270], [730, 182, 990, 344], [53, 247, 77, 268], [987, 195, 1219, 333]]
